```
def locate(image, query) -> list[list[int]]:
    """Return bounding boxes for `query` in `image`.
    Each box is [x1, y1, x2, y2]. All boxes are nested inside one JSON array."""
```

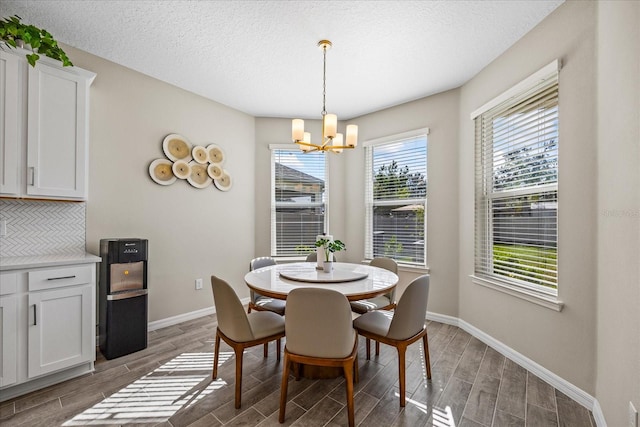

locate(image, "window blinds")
[[365, 135, 427, 266], [474, 71, 559, 293], [271, 149, 327, 256]]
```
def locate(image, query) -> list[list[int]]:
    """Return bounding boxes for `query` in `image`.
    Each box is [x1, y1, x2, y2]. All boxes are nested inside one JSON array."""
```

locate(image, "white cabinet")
[[0, 262, 97, 400], [0, 49, 96, 200], [0, 273, 18, 388]]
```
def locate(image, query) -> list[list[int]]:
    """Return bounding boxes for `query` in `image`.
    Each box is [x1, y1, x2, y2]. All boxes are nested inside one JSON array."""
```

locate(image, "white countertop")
[[0, 253, 102, 271]]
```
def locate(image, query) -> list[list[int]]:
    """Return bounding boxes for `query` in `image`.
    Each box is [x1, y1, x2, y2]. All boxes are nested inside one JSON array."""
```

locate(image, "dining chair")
[[248, 257, 286, 315], [211, 275, 286, 409], [304, 252, 336, 262], [350, 257, 398, 314], [279, 287, 358, 426], [352, 274, 431, 407]]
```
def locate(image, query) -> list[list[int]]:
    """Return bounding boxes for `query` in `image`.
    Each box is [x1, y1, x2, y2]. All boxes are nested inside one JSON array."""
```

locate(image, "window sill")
[[470, 275, 564, 312]]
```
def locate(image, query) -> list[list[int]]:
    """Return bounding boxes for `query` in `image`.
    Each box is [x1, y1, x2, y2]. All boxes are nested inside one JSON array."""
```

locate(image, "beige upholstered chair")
[[305, 252, 336, 262], [211, 275, 285, 409], [248, 257, 286, 315], [350, 257, 398, 314], [353, 274, 431, 407], [279, 288, 358, 426]]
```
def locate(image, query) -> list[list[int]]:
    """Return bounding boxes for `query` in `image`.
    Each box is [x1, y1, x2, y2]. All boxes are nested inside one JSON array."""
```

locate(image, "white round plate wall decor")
[[187, 160, 212, 188], [172, 160, 191, 179], [214, 170, 233, 192], [207, 164, 223, 180], [207, 144, 225, 164], [149, 159, 177, 185], [163, 134, 193, 162], [192, 145, 209, 164]]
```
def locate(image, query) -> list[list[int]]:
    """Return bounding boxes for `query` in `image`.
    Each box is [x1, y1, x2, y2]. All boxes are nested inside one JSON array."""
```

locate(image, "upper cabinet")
[[0, 49, 96, 201]]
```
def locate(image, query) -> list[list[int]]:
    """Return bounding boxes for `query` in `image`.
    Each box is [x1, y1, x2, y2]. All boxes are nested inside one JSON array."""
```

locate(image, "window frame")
[[471, 60, 563, 311], [269, 144, 329, 258], [363, 128, 429, 268]]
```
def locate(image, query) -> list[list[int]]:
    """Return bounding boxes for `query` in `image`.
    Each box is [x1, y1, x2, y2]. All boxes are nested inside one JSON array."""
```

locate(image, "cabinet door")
[[0, 294, 18, 388], [0, 51, 23, 196], [26, 61, 89, 200], [28, 284, 94, 378]]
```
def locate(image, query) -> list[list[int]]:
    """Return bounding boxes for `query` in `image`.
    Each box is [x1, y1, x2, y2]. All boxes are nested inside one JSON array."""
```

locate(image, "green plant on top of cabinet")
[[0, 46, 95, 200], [0, 15, 72, 67]]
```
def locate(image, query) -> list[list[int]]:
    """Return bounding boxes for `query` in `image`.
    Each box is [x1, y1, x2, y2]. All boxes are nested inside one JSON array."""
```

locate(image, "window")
[[473, 61, 559, 298], [365, 129, 428, 267], [270, 146, 327, 256]]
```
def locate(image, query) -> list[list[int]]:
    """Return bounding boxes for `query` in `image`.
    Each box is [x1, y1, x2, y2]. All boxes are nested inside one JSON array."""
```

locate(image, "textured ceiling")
[[2, 0, 563, 120]]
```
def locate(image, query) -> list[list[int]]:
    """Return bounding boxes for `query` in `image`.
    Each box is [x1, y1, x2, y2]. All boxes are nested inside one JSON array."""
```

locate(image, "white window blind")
[[271, 148, 327, 256], [365, 131, 427, 266], [474, 68, 559, 294]]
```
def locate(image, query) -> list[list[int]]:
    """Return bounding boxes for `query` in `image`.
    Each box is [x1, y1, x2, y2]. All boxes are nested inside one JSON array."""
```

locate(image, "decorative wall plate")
[[214, 170, 232, 192], [149, 159, 177, 185], [163, 134, 193, 162], [207, 144, 225, 164], [187, 161, 212, 188], [207, 164, 223, 180], [192, 146, 209, 164], [172, 160, 191, 179]]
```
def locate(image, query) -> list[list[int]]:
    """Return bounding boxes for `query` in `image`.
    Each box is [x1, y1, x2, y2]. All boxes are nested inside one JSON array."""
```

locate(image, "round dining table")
[[244, 261, 398, 302]]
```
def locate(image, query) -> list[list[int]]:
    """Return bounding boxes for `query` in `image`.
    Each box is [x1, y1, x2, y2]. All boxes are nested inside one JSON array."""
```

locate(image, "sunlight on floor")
[[62, 352, 231, 425], [396, 392, 456, 426]]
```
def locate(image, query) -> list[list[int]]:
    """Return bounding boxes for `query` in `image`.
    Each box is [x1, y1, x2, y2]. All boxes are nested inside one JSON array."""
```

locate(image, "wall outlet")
[[195, 278, 203, 290], [630, 402, 638, 427]]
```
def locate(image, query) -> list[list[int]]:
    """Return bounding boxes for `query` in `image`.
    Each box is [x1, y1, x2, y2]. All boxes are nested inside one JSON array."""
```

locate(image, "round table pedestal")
[[294, 363, 344, 379]]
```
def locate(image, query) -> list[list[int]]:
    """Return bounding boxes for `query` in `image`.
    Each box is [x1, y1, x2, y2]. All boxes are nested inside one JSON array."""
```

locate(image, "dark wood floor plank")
[[495, 359, 527, 419], [436, 376, 474, 425], [289, 396, 344, 426], [453, 337, 487, 383], [223, 407, 266, 426], [257, 401, 306, 426], [445, 329, 472, 355], [555, 389, 593, 427], [253, 377, 314, 418], [185, 413, 222, 427], [493, 409, 525, 427], [527, 373, 557, 412], [460, 417, 486, 427], [291, 376, 344, 410], [527, 403, 559, 426], [477, 346, 505, 380], [463, 374, 500, 426], [359, 386, 403, 427], [325, 390, 379, 427]]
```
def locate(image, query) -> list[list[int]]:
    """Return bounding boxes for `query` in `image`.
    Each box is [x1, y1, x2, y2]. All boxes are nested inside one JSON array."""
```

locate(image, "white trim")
[[426, 311, 459, 326], [147, 298, 250, 331], [362, 127, 429, 148], [268, 143, 296, 150], [471, 275, 564, 311], [592, 399, 607, 427], [457, 318, 595, 412], [470, 59, 560, 119]]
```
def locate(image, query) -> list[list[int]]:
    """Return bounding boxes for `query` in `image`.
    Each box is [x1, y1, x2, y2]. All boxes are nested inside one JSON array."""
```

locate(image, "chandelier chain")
[[321, 44, 327, 116]]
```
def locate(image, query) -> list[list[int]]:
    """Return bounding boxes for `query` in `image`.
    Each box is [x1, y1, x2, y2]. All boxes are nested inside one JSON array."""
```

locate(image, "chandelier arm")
[[322, 44, 327, 116]]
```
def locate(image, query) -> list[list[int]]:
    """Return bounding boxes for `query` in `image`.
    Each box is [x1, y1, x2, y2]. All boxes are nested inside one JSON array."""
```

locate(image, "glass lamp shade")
[[346, 124, 358, 147], [292, 119, 305, 142], [323, 114, 337, 138], [333, 133, 344, 153]]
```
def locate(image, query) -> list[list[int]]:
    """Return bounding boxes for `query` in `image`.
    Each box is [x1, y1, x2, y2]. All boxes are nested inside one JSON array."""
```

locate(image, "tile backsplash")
[[0, 199, 86, 257]]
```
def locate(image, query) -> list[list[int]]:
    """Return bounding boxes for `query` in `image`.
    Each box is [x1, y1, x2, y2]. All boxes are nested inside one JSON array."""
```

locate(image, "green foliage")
[[315, 238, 346, 262], [383, 235, 403, 257], [0, 15, 72, 67], [493, 244, 557, 288], [373, 160, 426, 200]]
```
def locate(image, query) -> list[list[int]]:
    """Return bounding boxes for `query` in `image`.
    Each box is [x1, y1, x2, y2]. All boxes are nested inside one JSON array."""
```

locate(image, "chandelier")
[[292, 40, 358, 153]]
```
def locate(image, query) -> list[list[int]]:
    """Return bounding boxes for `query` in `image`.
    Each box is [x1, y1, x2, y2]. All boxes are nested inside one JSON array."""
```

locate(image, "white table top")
[[244, 262, 398, 301]]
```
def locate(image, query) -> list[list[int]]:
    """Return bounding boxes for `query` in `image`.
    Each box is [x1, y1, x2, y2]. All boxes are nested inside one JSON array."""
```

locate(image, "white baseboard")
[[427, 312, 605, 426], [148, 305, 605, 426], [147, 297, 250, 332]]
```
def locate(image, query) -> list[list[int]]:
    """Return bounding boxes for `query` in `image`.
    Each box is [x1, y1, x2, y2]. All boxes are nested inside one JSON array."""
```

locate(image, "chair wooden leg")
[[397, 344, 407, 407], [234, 345, 244, 409], [343, 361, 355, 427], [276, 338, 281, 361], [423, 333, 431, 379], [366, 338, 371, 360], [279, 353, 291, 423], [375, 340, 380, 355], [212, 330, 221, 379], [264, 343, 268, 358], [354, 353, 359, 384]]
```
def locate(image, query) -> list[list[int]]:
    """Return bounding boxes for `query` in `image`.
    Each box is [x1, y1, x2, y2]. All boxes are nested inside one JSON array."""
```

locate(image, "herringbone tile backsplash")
[[0, 199, 86, 257]]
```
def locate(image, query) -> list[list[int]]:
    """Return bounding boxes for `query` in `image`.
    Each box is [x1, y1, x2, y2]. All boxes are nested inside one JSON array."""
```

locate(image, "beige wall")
[[596, 1, 640, 426], [458, 1, 598, 393], [65, 46, 256, 322]]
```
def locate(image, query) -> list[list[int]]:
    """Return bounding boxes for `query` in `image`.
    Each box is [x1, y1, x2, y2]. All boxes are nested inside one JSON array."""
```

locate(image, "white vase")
[[323, 261, 333, 273]]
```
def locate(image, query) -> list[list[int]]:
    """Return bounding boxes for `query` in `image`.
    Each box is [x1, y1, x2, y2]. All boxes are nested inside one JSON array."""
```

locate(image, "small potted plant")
[[0, 15, 73, 67], [315, 238, 346, 272]]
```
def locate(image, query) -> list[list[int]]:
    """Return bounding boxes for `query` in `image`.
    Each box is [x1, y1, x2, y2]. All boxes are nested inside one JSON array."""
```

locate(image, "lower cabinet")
[[0, 263, 97, 400], [0, 275, 18, 388], [28, 283, 94, 378]]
